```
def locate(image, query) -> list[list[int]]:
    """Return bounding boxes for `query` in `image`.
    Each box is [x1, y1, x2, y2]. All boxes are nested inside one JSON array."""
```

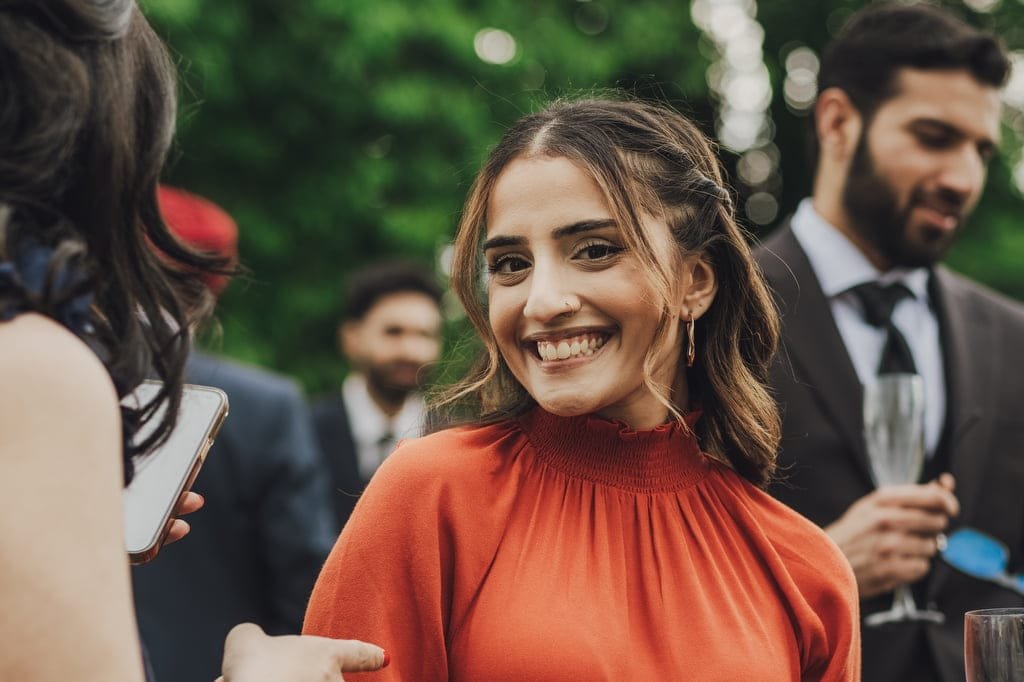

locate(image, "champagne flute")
[[862, 374, 945, 626]]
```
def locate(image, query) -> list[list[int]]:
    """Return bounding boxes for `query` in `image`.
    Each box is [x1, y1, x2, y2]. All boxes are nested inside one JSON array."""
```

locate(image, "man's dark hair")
[[820, 2, 1009, 122], [343, 260, 443, 321]]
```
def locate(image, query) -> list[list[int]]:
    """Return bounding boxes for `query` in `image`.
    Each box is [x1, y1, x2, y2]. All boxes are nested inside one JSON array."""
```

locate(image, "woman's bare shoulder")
[[0, 314, 143, 681], [0, 313, 119, 433]]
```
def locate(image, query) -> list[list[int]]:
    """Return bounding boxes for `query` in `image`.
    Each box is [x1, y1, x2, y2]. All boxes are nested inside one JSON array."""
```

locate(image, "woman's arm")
[[0, 314, 145, 681]]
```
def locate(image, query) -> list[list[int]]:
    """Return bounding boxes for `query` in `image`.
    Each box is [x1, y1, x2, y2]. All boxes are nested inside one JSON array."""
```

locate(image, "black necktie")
[[848, 281, 917, 374], [377, 430, 395, 463]]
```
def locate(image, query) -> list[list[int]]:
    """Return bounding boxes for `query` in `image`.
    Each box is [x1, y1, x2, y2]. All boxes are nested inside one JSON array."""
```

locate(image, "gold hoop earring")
[[686, 315, 696, 368]]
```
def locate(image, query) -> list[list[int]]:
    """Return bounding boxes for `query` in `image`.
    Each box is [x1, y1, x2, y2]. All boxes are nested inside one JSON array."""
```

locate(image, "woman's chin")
[[535, 396, 599, 418]]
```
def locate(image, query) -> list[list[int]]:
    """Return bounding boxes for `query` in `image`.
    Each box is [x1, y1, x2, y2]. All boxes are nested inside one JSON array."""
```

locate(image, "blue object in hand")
[[941, 528, 1024, 596]]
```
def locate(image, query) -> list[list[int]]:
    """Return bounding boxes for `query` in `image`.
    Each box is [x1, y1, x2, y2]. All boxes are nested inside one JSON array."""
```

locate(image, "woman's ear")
[[677, 255, 717, 321]]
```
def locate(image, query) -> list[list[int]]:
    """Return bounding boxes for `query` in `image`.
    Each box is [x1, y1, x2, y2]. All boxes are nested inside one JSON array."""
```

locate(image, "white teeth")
[[535, 334, 607, 362]]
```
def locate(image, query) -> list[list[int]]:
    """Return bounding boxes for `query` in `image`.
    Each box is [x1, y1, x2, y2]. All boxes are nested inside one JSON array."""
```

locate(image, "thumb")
[[334, 640, 389, 672]]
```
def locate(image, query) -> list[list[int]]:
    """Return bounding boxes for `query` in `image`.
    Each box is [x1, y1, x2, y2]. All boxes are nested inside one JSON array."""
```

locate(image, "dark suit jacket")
[[133, 352, 337, 682], [310, 394, 364, 533], [756, 225, 1024, 682]]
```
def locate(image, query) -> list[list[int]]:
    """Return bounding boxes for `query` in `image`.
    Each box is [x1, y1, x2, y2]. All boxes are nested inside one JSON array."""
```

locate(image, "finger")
[[334, 640, 388, 672], [874, 484, 959, 517], [874, 506, 950, 535], [872, 556, 930, 594], [163, 519, 190, 545], [875, 531, 940, 559], [888, 555, 931, 585], [935, 473, 955, 493], [175, 491, 205, 516]]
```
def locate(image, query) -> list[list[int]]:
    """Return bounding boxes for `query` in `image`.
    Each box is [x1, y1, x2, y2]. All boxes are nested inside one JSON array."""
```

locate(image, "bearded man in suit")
[[312, 260, 443, 532], [756, 4, 1024, 681]]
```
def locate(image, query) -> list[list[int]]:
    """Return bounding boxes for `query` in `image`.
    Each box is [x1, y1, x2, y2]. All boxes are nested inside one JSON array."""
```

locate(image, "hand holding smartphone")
[[121, 380, 228, 564]]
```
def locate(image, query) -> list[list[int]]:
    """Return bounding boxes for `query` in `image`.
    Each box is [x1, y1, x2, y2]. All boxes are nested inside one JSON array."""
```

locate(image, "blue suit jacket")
[[133, 352, 337, 682]]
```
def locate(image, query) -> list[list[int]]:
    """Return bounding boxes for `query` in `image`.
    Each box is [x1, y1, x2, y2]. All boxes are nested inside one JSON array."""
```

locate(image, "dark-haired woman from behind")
[[305, 98, 860, 680], [0, 1, 383, 680]]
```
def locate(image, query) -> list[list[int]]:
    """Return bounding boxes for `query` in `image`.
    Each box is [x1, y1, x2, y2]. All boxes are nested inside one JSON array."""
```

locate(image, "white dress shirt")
[[341, 373, 427, 480], [790, 199, 946, 455]]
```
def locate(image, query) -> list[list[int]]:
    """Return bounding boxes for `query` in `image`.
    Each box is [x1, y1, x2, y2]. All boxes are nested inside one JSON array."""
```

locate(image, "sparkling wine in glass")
[[862, 374, 945, 626]]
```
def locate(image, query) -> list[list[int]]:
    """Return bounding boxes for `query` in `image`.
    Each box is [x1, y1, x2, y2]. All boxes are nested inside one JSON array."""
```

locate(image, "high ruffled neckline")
[[516, 407, 710, 493]]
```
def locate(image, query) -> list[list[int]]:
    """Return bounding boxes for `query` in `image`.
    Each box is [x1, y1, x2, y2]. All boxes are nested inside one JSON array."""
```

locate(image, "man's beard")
[[841, 136, 966, 268], [364, 362, 424, 405]]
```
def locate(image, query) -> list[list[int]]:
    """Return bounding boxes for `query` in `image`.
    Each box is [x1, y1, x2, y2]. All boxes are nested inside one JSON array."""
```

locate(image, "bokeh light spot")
[[474, 28, 517, 65]]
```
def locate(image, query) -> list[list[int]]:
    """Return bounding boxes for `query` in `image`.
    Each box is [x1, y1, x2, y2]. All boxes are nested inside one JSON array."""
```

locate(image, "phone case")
[[121, 381, 229, 564]]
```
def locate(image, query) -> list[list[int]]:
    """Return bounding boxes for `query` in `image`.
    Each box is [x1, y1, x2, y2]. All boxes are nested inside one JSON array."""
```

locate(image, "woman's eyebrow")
[[482, 235, 524, 252], [483, 219, 617, 253], [551, 219, 617, 239]]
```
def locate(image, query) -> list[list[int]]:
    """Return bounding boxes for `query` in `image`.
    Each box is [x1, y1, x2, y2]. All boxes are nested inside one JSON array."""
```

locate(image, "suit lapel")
[[314, 396, 364, 517], [760, 225, 874, 486], [932, 266, 995, 513], [928, 267, 998, 597]]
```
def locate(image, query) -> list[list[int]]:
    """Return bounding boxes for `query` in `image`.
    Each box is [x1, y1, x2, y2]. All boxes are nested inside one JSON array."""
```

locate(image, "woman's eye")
[[576, 242, 624, 261], [487, 255, 530, 274]]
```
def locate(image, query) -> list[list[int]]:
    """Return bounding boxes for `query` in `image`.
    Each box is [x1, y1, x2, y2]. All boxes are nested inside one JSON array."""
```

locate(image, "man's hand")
[[826, 474, 958, 598], [217, 623, 388, 682]]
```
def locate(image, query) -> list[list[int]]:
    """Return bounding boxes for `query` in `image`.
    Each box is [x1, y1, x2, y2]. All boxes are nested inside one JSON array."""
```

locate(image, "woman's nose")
[[522, 267, 580, 323]]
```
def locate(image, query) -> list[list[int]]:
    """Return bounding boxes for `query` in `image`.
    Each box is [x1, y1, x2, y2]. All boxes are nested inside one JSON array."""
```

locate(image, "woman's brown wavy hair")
[[440, 97, 781, 486]]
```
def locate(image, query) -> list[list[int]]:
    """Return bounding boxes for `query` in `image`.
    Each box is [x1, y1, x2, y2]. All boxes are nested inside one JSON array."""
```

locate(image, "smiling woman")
[[304, 98, 861, 681], [449, 98, 780, 481], [481, 155, 704, 429]]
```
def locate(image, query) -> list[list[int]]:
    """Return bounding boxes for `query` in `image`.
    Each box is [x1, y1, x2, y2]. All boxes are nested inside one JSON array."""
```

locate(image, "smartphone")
[[121, 380, 229, 565]]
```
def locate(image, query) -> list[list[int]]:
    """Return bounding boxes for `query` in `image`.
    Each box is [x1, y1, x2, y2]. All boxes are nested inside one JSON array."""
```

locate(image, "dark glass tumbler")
[[965, 608, 1024, 682]]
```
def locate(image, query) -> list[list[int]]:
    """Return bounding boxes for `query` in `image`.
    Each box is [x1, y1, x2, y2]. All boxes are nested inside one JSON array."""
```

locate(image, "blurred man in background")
[[133, 186, 336, 682], [312, 260, 443, 531], [757, 4, 1024, 681]]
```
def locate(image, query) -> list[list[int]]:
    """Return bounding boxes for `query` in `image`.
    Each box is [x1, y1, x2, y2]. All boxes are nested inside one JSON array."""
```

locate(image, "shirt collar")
[[341, 372, 426, 444], [789, 198, 930, 302]]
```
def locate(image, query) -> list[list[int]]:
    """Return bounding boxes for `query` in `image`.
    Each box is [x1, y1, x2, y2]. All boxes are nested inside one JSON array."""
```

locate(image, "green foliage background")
[[145, 0, 1024, 393]]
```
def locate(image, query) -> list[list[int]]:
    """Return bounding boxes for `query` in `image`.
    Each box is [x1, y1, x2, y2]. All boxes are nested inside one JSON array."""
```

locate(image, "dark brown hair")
[[342, 259, 443, 322], [811, 2, 1009, 167], [0, 0, 227, 474], [443, 97, 781, 486]]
